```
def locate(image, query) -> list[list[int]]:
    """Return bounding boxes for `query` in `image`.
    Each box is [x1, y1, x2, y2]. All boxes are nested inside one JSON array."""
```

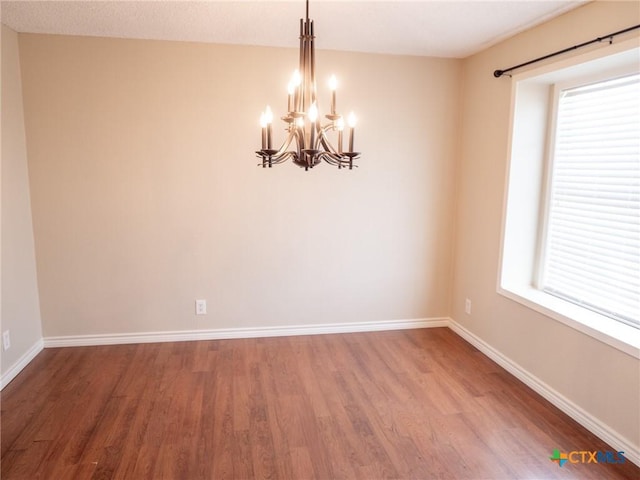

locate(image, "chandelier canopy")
[[256, 0, 360, 171]]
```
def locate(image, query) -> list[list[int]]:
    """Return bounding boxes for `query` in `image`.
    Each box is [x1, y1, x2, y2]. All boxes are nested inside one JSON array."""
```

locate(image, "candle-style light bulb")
[[287, 81, 295, 112], [347, 111, 357, 128], [329, 75, 338, 115], [292, 69, 302, 87], [347, 111, 356, 152], [336, 116, 345, 154], [265, 105, 273, 149], [329, 75, 338, 91], [260, 112, 267, 149], [308, 102, 318, 122], [291, 70, 302, 113]]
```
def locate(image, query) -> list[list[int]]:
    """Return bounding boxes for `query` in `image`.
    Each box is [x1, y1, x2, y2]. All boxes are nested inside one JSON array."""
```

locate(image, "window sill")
[[498, 285, 640, 359]]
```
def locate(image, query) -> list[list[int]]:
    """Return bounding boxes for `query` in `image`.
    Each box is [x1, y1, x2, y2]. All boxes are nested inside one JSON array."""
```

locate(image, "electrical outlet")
[[465, 298, 472, 315], [195, 299, 207, 315], [2, 331, 10, 351]]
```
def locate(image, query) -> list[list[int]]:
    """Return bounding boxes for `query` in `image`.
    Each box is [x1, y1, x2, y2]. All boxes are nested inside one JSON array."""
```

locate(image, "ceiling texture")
[[1, 1, 586, 58]]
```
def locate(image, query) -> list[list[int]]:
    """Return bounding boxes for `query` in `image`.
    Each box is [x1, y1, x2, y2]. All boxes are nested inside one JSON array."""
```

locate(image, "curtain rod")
[[493, 24, 640, 78]]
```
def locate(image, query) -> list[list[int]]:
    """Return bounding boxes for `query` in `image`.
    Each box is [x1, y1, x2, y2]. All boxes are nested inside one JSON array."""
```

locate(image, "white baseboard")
[[15, 316, 640, 467], [43, 317, 449, 348], [448, 318, 640, 468], [1, 338, 44, 390]]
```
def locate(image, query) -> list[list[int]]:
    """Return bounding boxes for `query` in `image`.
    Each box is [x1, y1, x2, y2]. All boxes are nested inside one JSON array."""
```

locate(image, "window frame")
[[535, 70, 640, 327], [497, 39, 640, 359]]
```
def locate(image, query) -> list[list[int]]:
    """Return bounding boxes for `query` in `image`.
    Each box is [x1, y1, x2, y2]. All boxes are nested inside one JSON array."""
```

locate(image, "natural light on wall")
[[499, 40, 640, 357]]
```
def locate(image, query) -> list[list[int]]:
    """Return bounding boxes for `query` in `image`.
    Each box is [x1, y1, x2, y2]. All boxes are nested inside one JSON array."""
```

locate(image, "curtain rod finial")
[[494, 69, 504, 78]]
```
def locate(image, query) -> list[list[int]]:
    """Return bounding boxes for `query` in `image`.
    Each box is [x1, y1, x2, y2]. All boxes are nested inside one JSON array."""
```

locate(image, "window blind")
[[542, 73, 640, 328]]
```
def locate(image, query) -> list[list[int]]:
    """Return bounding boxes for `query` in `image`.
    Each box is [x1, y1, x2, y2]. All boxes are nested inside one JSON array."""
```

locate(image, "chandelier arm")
[[269, 129, 298, 159], [316, 129, 360, 170], [256, 154, 292, 166], [301, 23, 308, 112], [319, 125, 361, 159], [320, 153, 339, 166], [256, 129, 300, 167], [297, 20, 304, 113], [272, 152, 295, 164], [317, 126, 343, 159], [319, 152, 358, 168], [318, 149, 349, 169], [293, 125, 305, 158], [310, 21, 316, 105]]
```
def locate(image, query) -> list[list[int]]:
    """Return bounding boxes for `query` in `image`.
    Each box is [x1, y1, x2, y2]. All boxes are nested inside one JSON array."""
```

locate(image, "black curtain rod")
[[493, 24, 640, 78]]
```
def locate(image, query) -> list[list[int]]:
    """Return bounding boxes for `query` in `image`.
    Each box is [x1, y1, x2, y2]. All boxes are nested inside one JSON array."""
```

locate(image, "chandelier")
[[256, 0, 360, 171]]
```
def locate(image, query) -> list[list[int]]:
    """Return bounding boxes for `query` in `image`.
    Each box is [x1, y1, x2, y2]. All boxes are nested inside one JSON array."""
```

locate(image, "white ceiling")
[[1, 0, 587, 58]]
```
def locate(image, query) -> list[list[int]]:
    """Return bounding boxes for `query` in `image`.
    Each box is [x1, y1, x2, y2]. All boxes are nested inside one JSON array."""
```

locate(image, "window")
[[499, 43, 640, 356], [538, 74, 640, 329]]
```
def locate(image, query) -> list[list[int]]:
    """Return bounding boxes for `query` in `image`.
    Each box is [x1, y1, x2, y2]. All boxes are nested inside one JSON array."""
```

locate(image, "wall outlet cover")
[[195, 299, 207, 315]]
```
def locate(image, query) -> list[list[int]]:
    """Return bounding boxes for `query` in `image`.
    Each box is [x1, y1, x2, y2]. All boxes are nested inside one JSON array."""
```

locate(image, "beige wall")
[[9, 0, 637, 454], [18, 34, 460, 337], [1, 25, 43, 377], [452, 1, 639, 451]]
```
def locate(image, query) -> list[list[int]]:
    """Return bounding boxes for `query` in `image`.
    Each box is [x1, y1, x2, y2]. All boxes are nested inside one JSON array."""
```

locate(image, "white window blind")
[[541, 73, 640, 329]]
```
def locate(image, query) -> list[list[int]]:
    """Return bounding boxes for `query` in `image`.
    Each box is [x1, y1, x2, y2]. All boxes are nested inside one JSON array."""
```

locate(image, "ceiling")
[[1, 1, 587, 58]]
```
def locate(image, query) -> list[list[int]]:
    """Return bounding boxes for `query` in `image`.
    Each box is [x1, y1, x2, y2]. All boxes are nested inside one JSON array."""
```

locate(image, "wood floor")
[[1, 328, 638, 479]]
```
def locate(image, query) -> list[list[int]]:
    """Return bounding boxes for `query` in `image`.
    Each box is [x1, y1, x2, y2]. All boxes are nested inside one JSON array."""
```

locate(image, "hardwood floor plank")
[[248, 362, 278, 480], [2, 328, 639, 479]]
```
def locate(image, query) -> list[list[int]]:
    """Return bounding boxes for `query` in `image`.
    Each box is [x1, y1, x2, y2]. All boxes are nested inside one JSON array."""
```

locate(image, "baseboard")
[[43, 317, 449, 348], [20, 315, 640, 467], [448, 318, 640, 468], [1, 338, 44, 390]]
